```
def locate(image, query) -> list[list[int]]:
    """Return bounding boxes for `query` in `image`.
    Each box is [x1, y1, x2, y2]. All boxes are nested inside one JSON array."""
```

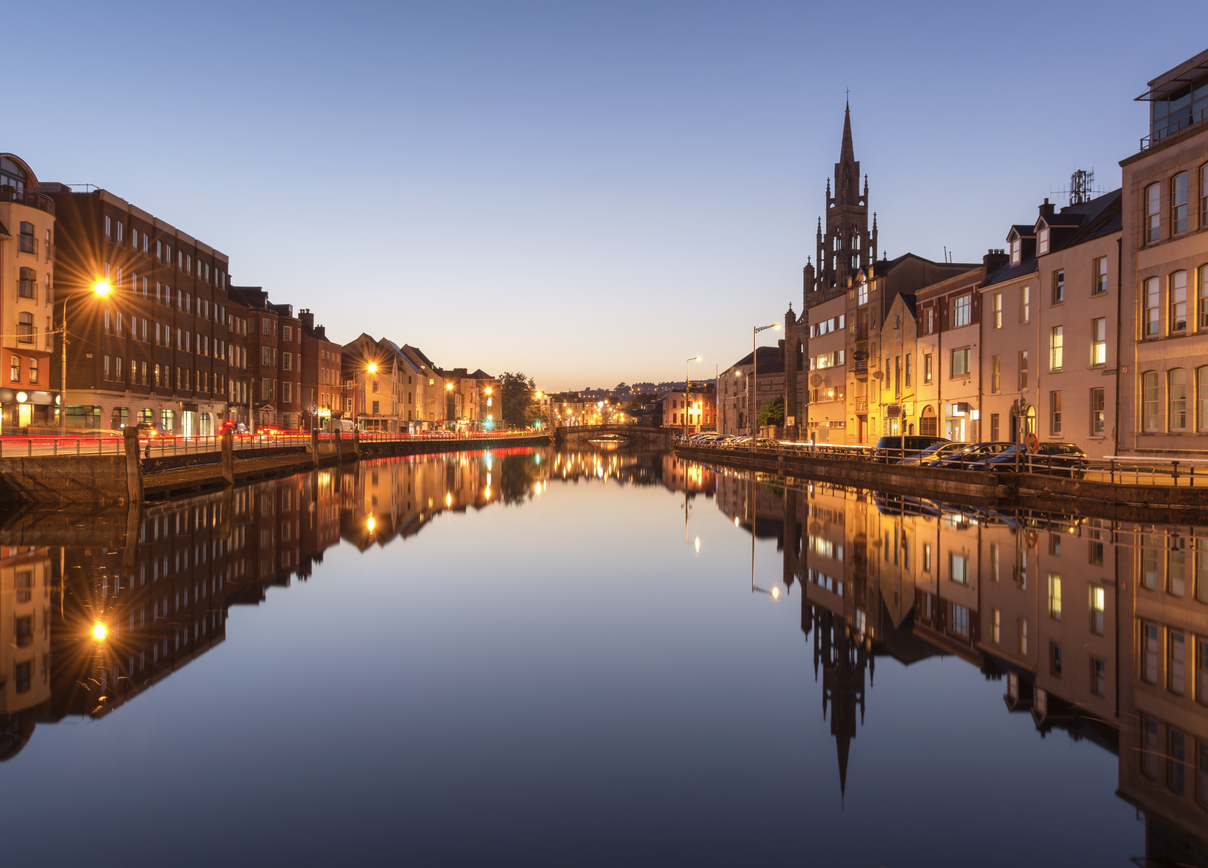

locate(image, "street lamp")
[[751, 323, 780, 437], [684, 355, 700, 439], [59, 280, 112, 436]]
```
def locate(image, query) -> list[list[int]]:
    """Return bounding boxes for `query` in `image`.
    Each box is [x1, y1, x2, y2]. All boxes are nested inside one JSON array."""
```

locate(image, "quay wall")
[[673, 445, 1208, 522]]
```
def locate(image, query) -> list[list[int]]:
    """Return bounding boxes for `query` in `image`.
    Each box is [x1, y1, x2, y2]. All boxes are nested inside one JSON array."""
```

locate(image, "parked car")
[[900, 442, 966, 466], [749, 437, 781, 450], [931, 442, 1016, 469], [982, 443, 1088, 477], [872, 435, 949, 463]]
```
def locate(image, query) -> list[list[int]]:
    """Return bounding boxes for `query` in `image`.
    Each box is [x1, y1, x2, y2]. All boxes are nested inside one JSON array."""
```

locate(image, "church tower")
[[811, 101, 876, 298]]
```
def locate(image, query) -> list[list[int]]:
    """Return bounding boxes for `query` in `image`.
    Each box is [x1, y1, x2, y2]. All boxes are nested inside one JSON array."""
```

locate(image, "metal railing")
[[677, 439, 1208, 488], [0, 186, 55, 215], [1141, 107, 1208, 150], [0, 428, 547, 459]]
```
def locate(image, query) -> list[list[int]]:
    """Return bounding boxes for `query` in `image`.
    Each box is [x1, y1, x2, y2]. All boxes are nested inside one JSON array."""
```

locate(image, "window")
[[1141, 715, 1159, 779], [1202, 163, 1208, 229], [283, 326, 292, 342], [1170, 536, 1187, 596], [1143, 372, 1161, 431], [1090, 387, 1105, 435], [9, 356, 18, 383], [1200, 265, 1208, 330], [282, 353, 292, 371], [923, 354, 932, 383], [1143, 623, 1159, 683], [951, 347, 970, 377], [949, 552, 969, 585], [1172, 172, 1189, 234], [1170, 369, 1188, 430], [1038, 226, 1050, 255], [904, 353, 911, 388], [283, 382, 291, 403], [1049, 326, 1063, 371], [1020, 285, 1030, 323], [1171, 270, 1188, 332], [1091, 658, 1106, 697], [1199, 639, 1208, 706], [991, 355, 1000, 392], [952, 294, 971, 328], [1169, 632, 1186, 695], [1091, 318, 1106, 365], [924, 307, 934, 334], [17, 312, 33, 344], [1146, 183, 1161, 243], [1051, 269, 1064, 304], [1199, 367, 1208, 432], [990, 413, 999, 440], [105, 215, 112, 239], [372, 400, 380, 414], [1050, 391, 1062, 434], [1010, 237, 1020, 264], [29, 358, 38, 385], [1019, 351, 1029, 389], [1089, 586, 1105, 635], [1142, 534, 1161, 589], [1050, 642, 1062, 677], [1048, 573, 1062, 620], [1093, 256, 1108, 295]]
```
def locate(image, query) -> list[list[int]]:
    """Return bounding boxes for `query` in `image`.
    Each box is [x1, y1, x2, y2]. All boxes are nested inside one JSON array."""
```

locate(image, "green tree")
[[498, 371, 535, 428], [757, 396, 785, 428]]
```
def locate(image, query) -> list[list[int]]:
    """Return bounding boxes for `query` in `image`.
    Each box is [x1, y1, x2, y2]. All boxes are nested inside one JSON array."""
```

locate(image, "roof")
[[729, 345, 783, 369], [0, 219, 9, 238], [1055, 189, 1122, 248], [983, 256, 1038, 288]]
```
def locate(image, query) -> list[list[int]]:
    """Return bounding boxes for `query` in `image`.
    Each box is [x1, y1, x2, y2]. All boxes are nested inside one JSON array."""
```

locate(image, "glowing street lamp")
[[59, 280, 114, 436], [92, 622, 107, 640], [684, 355, 701, 438], [751, 323, 781, 437]]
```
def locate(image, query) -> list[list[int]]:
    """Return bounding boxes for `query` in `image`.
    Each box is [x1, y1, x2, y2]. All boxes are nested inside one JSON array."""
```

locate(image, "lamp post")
[[684, 355, 700, 439], [360, 361, 377, 433], [751, 323, 781, 437], [59, 280, 112, 436]]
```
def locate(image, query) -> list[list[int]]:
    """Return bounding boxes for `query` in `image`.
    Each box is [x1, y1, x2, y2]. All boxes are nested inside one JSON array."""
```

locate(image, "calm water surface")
[[1, 446, 1204, 866]]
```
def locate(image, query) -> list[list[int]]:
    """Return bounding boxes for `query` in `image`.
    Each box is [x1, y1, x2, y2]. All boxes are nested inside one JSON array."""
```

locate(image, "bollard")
[[221, 429, 235, 485], [123, 426, 144, 504], [310, 428, 320, 467]]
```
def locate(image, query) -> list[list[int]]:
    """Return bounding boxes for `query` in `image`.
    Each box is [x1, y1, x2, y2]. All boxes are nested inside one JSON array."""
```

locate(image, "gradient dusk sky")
[[10, 2, 1204, 390]]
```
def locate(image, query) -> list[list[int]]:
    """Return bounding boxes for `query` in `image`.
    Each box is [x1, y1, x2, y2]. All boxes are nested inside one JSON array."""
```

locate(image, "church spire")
[[840, 99, 855, 167]]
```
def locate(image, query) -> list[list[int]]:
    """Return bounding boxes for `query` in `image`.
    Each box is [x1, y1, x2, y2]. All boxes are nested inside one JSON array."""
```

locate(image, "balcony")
[[18, 280, 37, 301], [854, 396, 868, 412], [853, 359, 868, 380], [0, 186, 55, 216], [19, 234, 37, 255], [855, 323, 868, 341], [1141, 106, 1208, 150]]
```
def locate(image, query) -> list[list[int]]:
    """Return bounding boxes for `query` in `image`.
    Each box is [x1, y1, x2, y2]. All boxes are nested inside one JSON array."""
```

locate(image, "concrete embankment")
[[673, 444, 1208, 523], [0, 431, 552, 505]]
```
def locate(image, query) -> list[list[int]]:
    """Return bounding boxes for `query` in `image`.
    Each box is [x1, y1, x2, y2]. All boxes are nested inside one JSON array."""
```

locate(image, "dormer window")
[[1009, 236, 1021, 265], [1037, 226, 1050, 255], [857, 280, 868, 306]]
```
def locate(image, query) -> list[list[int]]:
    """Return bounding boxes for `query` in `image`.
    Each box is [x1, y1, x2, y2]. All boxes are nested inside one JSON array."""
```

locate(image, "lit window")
[[1145, 183, 1160, 243], [1171, 270, 1188, 332], [1091, 318, 1106, 365]]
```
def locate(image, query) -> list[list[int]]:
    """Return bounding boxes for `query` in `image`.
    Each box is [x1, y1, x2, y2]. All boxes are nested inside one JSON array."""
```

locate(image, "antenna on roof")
[[1052, 168, 1104, 206]]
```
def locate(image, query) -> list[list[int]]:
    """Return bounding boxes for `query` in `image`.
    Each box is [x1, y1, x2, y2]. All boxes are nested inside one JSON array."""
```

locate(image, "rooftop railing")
[[0, 186, 55, 216]]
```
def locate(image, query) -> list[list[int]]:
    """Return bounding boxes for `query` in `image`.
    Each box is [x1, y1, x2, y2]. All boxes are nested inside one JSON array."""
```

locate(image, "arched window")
[[920, 404, 938, 437], [1143, 372, 1161, 431], [18, 267, 36, 300], [1024, 405, 1037, 436], [1170, 369, 1187, 430], [1198, 367, 1208, 433]]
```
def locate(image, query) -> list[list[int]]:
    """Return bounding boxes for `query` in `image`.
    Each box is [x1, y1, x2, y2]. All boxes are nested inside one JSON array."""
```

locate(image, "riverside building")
[[0, 154, 56, 432]]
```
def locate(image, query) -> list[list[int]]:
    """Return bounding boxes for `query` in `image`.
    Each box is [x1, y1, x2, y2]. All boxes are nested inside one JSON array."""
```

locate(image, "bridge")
[[554, 425, 671, 445]]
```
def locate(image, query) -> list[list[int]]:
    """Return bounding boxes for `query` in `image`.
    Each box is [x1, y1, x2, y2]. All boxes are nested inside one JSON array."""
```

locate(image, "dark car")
[[931, 441, 1016, 469], [900, 442, 967, 466], [872, 435, 949, 463], [982, 443, 1088, 477]]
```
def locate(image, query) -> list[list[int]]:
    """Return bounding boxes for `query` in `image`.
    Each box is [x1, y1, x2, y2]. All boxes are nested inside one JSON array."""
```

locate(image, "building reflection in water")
[[711, 464, 1208, 865], [0, 445, 688, 764]]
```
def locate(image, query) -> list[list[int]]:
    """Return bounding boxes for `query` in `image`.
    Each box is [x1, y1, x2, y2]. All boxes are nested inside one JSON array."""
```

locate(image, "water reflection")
[[712, 466, 1208, 863]]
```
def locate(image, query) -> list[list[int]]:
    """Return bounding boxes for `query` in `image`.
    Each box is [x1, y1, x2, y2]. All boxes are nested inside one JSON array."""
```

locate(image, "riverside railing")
[[0, 428, 547, 459], [679, 439, 1208, 489]]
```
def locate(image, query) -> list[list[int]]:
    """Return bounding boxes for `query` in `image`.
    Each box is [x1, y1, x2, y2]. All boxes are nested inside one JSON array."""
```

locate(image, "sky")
[[10, 1, 1205, 390]]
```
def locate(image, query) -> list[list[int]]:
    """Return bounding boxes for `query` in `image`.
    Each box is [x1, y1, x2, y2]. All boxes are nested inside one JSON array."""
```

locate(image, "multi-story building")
[[1119, 48, 1208, 457], [46, 185, 232, 435], [914, 266, 985, 443], [717, 346, 781, 436], [0, 154, 56, 432], [298, 309, 342, 431], [230, 287, 280, 431], [343, 333, 400, 432], [276, 305, 302, 430], [661, 385, 716, 434]]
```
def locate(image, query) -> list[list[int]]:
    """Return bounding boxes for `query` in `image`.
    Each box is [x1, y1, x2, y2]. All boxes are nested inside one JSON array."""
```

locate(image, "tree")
[[498, 371, 535, 428], [757, 396, 785, 428]]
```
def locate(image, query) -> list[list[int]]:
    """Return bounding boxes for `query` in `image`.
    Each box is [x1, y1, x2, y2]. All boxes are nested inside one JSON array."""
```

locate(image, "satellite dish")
[[809, 373, 823, 387]]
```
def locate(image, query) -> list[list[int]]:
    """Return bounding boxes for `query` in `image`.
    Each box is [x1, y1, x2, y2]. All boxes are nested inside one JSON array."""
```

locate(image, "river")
[[0, 445, 1202, 866]]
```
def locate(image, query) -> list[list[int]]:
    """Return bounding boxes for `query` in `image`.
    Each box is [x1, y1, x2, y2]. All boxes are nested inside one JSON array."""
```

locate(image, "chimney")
[[982, 248, 1009, 274], [315, 325, 325, 339], [1038, 198, 1056, 219], [299, 308, 315, 332]]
